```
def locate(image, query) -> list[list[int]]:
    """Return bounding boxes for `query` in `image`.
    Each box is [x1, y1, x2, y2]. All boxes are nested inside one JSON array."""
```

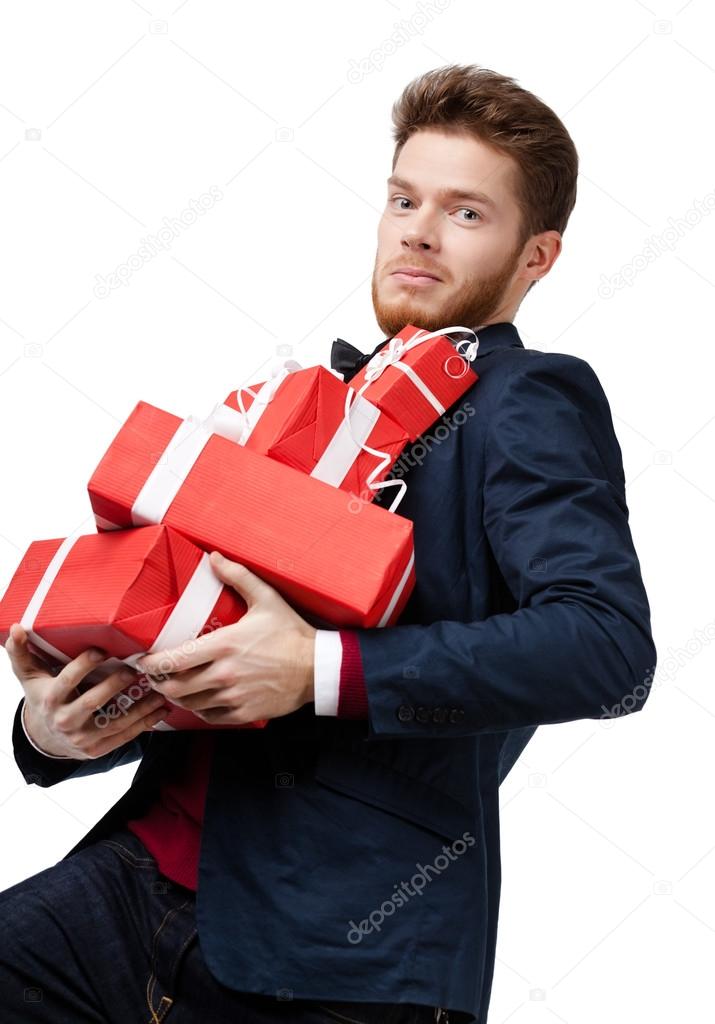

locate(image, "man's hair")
[[391, 64, 579, 292]]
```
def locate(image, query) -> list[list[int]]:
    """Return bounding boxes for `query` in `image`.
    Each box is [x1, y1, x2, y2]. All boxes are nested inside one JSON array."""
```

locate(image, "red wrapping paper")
[[222, 365, 409, 501], [87, 400, 416, 629], [348, 324, 480, 441], [0, 524, 266, 731]]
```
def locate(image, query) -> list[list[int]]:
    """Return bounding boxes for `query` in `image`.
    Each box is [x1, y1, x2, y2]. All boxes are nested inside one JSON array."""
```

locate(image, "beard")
[[371, 239, 524, 339]]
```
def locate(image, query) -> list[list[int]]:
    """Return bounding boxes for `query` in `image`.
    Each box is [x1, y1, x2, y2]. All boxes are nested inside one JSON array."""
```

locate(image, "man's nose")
[[401, 208, 441, 250], [402, 237, 432, 250]]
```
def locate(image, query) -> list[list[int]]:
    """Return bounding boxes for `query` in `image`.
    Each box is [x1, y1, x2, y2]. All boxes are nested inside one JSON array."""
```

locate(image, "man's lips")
[[390, 269, 442, 286]]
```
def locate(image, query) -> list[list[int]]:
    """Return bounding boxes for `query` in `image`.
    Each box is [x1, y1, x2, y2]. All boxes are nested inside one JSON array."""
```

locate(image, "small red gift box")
[[0, 524, 266, 731], [87, 400, 416, 628], [208, 364, 409, 505], [348, 324, 480, 441]]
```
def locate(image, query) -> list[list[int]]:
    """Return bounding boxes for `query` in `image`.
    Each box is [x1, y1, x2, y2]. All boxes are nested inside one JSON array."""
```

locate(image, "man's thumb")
[[6, 624, 37, 672], [209, 552, 269, 607]]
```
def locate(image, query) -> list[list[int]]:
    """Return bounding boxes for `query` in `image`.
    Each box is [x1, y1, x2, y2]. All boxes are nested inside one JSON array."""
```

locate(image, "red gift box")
[[228, 366, 409, 501], [348, 324, 480, 441], [87, 400, 416, 629], [215, 364, 410, 505], [0, 524, 267, 731]]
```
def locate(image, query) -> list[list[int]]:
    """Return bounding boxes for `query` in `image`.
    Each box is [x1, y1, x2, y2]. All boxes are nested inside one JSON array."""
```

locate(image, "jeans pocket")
[[146, 901, 196, 1024]]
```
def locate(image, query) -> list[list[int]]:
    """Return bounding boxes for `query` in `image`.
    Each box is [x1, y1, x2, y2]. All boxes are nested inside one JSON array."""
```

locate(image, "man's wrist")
[[301, 627, 317, 706], [20, 700, 74, 760]]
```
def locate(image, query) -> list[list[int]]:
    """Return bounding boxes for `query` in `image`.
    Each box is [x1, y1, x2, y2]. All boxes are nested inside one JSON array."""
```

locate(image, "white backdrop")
[[0, 1, 712, 1021]]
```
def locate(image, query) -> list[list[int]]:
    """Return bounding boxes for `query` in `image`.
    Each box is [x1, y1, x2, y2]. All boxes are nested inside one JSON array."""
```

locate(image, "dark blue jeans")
[[0, 825, 448, 1023]]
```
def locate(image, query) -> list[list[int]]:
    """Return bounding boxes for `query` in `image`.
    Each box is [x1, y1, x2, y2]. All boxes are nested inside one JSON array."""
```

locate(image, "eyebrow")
[[385, 175, 495, 210], [386, 175, 498, 211]]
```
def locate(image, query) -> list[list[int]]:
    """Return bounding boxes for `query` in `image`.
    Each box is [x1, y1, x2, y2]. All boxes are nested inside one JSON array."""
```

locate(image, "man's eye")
[[389, 196, 481, 222], [455, 208, 481, 222]]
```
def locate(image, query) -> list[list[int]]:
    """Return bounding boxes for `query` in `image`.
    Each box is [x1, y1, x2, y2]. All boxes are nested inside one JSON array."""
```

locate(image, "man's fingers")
[[74, 663, 151, 714], [5, 623, 50, 679], [84, 701, 170, 758], [52, 646, 110, 702], [87, 687, 168, 740], [136, 631, 220, 677]]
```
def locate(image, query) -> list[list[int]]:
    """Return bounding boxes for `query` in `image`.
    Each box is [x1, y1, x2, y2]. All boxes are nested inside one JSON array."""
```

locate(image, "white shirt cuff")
[[20, 699, 75, 759], [313, 630, 343, 716]]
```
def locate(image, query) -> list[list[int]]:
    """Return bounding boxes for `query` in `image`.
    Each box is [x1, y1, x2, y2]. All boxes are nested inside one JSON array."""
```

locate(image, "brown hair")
[[391, 64, 578, 290]]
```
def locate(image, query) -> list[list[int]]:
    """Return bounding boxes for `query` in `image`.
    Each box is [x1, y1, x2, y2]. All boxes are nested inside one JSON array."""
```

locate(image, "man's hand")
[[5, 624, 170, 760], [135, 551, 317, 726]]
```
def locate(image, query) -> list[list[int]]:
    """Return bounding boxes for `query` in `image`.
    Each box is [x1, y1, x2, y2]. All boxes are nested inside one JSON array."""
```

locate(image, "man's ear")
[[524, 229, 562, 285]]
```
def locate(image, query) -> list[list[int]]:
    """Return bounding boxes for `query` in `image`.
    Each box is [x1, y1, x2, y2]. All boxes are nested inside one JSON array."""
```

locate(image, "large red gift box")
[[215, 364, 409, 504], [0, 524, 266, 731], [348, 324, 480, 441], [87, 400, 416, 629]]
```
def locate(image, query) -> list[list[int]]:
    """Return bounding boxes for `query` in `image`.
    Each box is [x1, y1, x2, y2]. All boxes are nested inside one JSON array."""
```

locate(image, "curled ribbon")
[[342, 324, 482, 514], [191, 326, 480, 521], [229, 356, 303, 445]]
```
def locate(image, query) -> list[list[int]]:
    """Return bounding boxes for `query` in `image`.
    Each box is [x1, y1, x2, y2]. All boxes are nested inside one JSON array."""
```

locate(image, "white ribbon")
[[18, 537, 224, 730], [205, 358, 388, 489], [213, 326, 480, 514], [94, 402, 412, 629], [216, 357, 303, 446], [130, 359, 304, 528], [310, 391, 382, 488], [361, 325, 481, 388], [92, 330, 474, 625], [377, 548, 415, 627], [131, 415, 212, 527], [20, 535, 83, 666], [342, 325, 482, 513], [99, 324, 480, 530]]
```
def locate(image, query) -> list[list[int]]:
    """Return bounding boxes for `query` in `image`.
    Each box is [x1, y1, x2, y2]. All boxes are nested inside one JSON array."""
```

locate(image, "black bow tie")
[[330, 336, 392, 384]]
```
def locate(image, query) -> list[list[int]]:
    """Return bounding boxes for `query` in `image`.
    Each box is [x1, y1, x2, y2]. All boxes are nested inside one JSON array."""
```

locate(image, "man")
[[1, 64, 656, 1023]]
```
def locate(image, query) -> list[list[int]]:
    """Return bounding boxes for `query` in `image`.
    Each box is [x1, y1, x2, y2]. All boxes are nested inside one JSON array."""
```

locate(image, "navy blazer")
[[10, 321, 656, 1023]]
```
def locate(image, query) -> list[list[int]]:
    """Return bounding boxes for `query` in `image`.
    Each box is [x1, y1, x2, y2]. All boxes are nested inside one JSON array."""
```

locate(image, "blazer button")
[[397, 704, 415, 722], [431, 707, 448, 723], [448, 708, 465, 724], [415, 706, 430, 723]]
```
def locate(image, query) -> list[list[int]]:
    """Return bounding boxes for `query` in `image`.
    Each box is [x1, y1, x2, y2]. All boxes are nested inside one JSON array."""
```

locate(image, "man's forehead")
[[392, 131, 517, 208]]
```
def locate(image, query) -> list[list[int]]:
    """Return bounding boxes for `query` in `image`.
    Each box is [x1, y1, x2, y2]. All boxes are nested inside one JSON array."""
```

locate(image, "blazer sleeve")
[[354, 351, 657, 739], [12, 697, 150, 788]]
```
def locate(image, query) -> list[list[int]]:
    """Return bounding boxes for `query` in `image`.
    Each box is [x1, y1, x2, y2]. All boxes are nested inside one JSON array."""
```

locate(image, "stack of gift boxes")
[[0, 324, 479, 732]]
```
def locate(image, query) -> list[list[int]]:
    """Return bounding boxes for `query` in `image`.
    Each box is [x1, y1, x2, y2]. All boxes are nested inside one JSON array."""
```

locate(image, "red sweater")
[[126, 630, 367, 890]]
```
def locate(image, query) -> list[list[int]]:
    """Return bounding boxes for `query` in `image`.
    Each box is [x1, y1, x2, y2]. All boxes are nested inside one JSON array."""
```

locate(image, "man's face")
[[372, 128, 531, 338]]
